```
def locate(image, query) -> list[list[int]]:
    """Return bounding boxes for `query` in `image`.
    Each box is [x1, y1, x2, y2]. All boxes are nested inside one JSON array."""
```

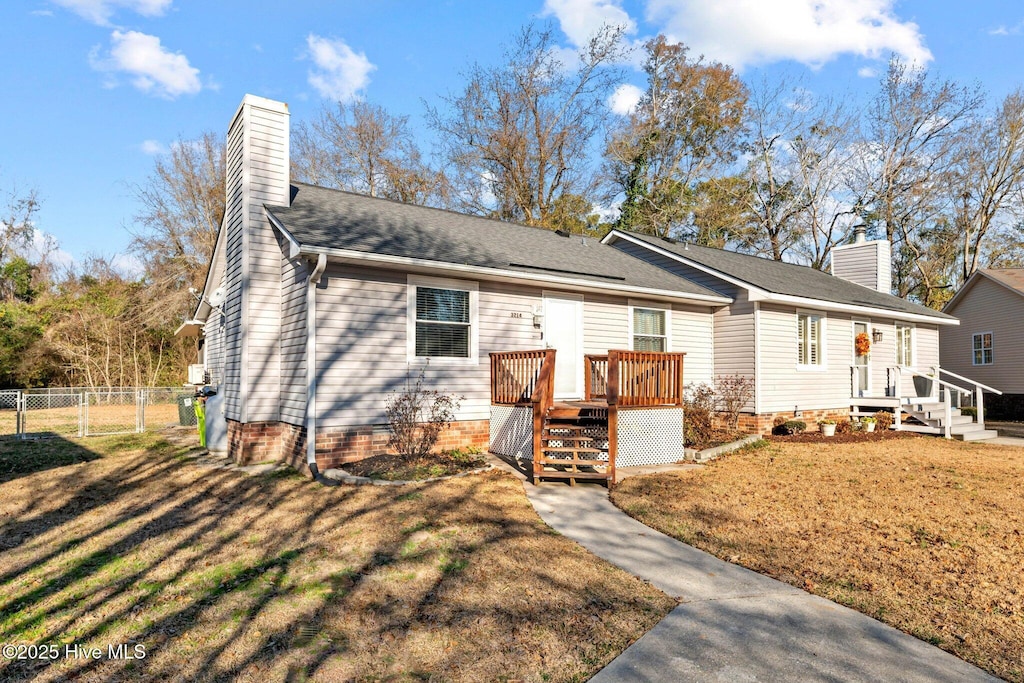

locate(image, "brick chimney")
[[222, 95, 290, 424], [830, 226, 892, 294]]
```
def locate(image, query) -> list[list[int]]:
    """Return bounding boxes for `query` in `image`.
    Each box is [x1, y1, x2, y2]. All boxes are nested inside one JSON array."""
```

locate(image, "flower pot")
[[865, 422, 876, 432], [820, 423, 837, 437]]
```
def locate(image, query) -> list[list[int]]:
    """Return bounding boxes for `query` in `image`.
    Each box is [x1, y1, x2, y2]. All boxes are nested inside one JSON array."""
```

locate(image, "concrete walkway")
[[524, 483, 999, 682]]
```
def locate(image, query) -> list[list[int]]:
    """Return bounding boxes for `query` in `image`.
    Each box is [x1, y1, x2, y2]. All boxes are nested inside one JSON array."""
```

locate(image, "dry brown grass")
[[0, 404, 180, 439], [0, 431, 672, 682], [612, 438, 1024, 682]]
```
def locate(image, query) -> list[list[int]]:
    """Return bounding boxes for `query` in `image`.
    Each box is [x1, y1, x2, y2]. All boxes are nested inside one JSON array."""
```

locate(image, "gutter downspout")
[[305, 253, 329, 480]]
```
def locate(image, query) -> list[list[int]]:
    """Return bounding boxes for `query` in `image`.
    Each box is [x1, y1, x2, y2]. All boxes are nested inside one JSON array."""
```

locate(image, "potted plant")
[[819, 418, 837, 437], [861, 416, 876, 432]]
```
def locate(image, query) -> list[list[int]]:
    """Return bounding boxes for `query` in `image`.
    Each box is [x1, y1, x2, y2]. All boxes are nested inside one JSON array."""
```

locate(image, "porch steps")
[[898, 401, 999, 441], [535, 406, 611, 487]]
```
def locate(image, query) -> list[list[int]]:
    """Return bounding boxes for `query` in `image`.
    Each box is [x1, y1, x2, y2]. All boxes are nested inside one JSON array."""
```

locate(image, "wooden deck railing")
[[584, 355, 608, 400], [606, 350, 685, 407], [490, 350, 552, 405]]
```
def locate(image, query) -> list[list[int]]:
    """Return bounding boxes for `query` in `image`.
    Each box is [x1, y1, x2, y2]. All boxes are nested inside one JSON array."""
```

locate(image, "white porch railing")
[[893, 366, 1002, 438]]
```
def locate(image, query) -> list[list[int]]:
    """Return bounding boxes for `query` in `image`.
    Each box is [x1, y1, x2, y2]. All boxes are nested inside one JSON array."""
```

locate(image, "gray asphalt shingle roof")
[[265, 183, 727, 301], [615, 231, 956, 321]]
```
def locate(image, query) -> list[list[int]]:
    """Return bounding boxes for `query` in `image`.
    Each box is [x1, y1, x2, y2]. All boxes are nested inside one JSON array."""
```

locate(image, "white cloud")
[[989, 21, 1024, 36], [139, 139, 167, 155], [858, 66, 878, 78], [90, 30, 201, 99], [608, 83, 643, 115], [305, 34, 375, 102], [31, 9, 55, 16], [52, 0, 172, 26], [645, 0, 932, 70], [542, 0, 637, 47]]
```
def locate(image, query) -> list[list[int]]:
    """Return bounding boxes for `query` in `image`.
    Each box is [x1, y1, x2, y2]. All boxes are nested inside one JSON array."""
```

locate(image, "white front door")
[[853, 321, 871, 397], [543, 295, 583, 399]]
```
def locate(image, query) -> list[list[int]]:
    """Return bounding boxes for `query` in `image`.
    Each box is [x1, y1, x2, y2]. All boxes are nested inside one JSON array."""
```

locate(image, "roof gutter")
[[752, 292, 959, 325], [305, 253, 328, 474], [297, 245, 732, 305]]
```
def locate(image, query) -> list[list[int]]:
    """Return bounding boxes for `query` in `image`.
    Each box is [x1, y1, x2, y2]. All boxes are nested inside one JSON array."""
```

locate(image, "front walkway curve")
[[524, 484, 999, 682]]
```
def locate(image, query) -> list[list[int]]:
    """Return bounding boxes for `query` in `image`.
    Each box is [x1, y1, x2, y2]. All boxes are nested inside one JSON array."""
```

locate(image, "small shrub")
[[773, 415, 788, 428], [961, 406, 978, 418], [835, 419, 853, 434], [873, 411, 893, 430], [684, 382, 716, 446], [715, 374, 755, 431], [772, 420, 806, 436], [386, 366, 463, 459]]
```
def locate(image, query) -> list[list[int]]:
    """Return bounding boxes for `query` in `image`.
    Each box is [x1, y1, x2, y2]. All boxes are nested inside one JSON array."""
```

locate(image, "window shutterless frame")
[[406, 275, 478, 364]]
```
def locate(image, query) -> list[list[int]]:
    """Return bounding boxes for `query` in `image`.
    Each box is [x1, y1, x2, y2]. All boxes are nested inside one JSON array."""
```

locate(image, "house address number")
[[510, 312, 523, 318]]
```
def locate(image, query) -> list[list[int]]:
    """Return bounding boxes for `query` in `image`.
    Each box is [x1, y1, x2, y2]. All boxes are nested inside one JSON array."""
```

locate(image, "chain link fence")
[[0, 387, 195, 440]]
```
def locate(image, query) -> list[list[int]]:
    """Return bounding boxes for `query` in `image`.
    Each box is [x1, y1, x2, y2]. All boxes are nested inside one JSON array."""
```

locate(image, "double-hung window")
[[797, 312, 824, 368], [407, 276, 477, 361], [632, 307, 668, 351], [895, 323, 913, 366], [972, 332, 993, 365]]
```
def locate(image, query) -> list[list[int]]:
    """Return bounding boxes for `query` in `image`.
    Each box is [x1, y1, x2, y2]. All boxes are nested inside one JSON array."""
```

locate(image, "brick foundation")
[[724, 408, 854, 435], [227, 418, 490, 475]]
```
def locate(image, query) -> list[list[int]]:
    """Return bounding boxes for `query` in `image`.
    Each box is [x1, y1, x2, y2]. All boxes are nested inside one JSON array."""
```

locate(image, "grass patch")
[[0, 429, 672, 681], [612, 439, 1024, 682]]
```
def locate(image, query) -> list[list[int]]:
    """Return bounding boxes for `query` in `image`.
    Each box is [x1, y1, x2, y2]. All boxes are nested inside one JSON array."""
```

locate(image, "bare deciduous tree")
[[607, 35, 747, 238], [949, 89, 1024, 283], [1, 180, 40, 265], [853, 58, 984, 300], [429, 23, 625, 229], [130, 132, 225, 298], [292, 101, 448, 206]]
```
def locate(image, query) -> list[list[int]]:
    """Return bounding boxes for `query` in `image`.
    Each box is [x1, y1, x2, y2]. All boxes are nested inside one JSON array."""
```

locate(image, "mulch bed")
[[768, 430, 921, 444], [343, 451, 488, 480]]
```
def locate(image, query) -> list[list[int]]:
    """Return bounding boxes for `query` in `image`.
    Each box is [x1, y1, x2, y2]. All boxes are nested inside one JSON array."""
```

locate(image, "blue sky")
[[2, 0, 1022, 273]]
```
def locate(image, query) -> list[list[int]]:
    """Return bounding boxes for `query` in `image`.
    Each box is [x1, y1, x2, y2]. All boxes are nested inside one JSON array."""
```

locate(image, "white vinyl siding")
[[972, 332, 994, 365], [797, 312, 825, 368], [672, 303, 714, 387], [203, 285, 226, 387], [758, 305, 849, 413], [279, 252, 307, 426], [222, 97, 290, 423], [311, 265, 717, 428]]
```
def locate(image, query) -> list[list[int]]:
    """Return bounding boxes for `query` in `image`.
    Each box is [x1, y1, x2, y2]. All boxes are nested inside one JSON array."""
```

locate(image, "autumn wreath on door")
[[855, 332, 871, 356]]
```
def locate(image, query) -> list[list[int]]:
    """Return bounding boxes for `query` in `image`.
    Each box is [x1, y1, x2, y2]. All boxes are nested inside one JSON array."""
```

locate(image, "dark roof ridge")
[[282, 181, 594, 240], [618, 229, 828, 277]]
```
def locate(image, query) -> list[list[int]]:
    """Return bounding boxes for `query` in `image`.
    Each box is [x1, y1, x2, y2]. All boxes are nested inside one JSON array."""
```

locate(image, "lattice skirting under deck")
[[616, 407, 685, 467], [490, 405, 534, 460]]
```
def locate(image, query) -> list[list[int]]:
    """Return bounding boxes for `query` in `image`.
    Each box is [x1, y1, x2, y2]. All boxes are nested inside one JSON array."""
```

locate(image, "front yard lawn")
[[0, 432, 673, 682], [612, 438, 1024, 682]]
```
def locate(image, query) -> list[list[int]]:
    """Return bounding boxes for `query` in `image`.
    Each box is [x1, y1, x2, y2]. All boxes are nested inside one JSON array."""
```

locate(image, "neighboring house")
[[183, 95, 998, 483], [599, 230, 997, 439], [941, 269, 1024, 420]]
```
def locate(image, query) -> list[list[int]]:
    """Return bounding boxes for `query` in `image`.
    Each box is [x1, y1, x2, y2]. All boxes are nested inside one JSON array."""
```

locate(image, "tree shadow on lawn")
[[0, 435, 108, 484], [0, 435, 672, 682]]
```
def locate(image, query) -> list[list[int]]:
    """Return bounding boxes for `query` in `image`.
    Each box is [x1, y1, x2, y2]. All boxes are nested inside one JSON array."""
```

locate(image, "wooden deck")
[[490, 350, 685, 486]]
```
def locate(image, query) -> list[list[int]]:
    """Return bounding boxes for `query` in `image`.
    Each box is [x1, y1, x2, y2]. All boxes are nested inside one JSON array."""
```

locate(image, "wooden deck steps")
[[534, 404, 612, 487]]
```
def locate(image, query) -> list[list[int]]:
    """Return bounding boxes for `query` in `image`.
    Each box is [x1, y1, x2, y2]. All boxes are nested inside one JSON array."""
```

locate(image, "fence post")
[[81, 392, 87, 438], [17, 391, 23, 439]]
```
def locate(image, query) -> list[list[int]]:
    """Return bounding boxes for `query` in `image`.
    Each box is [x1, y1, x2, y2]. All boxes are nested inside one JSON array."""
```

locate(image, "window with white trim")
[[972, 332, 993, 365], [895, 323, 913, 366], [407, 276, 478, 361], [797, 313, 823, 367], [632, 307, 667, 351]]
